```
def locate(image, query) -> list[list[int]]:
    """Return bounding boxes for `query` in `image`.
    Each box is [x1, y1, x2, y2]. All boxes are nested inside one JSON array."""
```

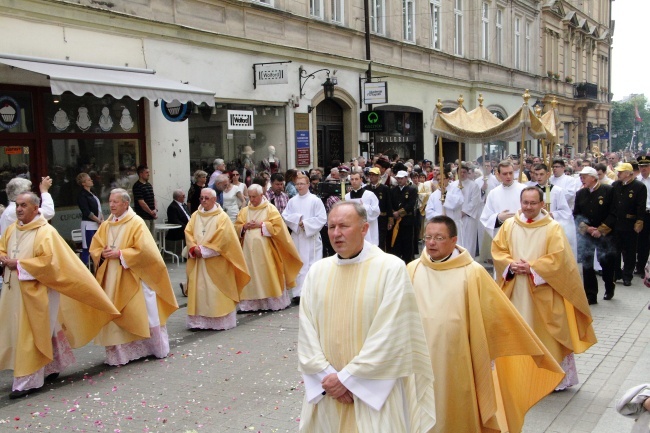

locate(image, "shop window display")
[[188, 104, 286, 185]]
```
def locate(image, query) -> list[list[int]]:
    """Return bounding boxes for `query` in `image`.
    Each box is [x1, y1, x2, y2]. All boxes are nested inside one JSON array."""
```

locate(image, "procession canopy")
[[431, 91, 548, 144], [539, 98, 561, 144]]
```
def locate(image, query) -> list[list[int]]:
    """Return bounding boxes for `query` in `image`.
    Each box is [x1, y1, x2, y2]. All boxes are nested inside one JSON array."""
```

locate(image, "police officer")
[[573, 167, 616, 303], [635, 155, 650, 275], [366, 167, 392, 251], [388, 170, 417, 262], [611, 162, 647, 286]]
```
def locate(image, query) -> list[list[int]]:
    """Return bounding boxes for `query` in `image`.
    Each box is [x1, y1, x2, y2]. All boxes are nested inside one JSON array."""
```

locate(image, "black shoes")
[[9, 387, 40, 399], [604, 292, 614, 300], [588, 298, 598, 305], [45, 373, 59, 382], [623, 280, 632, 287], [180, 283, 187, 297]]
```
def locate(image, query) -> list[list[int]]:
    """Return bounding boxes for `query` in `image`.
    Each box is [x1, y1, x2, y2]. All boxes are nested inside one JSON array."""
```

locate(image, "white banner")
[[256, 64, 288, 85], [228, 110, 254, 130], [364, 82, 388, 104]]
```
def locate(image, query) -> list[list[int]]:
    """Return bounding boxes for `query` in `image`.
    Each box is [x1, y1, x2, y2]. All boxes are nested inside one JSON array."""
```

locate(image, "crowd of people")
[[1, 147, 649, 432]]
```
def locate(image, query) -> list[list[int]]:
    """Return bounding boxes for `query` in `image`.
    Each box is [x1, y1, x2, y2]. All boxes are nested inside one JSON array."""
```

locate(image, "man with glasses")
[[549, 159, 578, 210], [184, 188, 250, 330], [282, 174, 327, 302], [407, 215, 563, 433], [492, 187, 596, 391]]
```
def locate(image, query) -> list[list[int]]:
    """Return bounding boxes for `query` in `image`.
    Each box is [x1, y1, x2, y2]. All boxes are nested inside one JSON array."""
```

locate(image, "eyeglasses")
[[199, 196, 212, 200], [424, 235, 449, 242]]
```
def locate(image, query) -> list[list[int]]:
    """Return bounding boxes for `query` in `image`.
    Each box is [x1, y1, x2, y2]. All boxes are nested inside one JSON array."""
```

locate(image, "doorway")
[[316, 99, 344, 173]]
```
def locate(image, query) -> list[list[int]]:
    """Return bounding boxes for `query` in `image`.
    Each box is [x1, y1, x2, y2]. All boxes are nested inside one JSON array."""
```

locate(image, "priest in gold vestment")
[[234, 184, 301, 311], [408, 216, 564, 433], [185, 188, 250, 329], [91, 189, 178, 366], [0, 192, 119, 398], [298, 202, 436, 433], [492, 187, 597, 391]]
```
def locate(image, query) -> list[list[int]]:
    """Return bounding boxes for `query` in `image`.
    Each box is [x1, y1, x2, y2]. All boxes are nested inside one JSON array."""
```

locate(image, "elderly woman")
[[0, 176, 55, 235], [187, 170, 208, 213], [76, 172, 103, 265]]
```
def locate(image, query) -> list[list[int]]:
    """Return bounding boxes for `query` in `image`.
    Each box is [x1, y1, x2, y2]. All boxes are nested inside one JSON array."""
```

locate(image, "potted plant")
[[547, 71, 553, 78], [565, 76, 573, 83], [553, 73, 560, 80]]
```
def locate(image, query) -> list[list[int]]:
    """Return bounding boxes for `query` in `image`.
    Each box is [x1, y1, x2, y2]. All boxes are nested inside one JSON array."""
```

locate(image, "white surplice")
[[282, 192, 327, 298], [450, 179, 482, 257], [345, 189, 380, 245], [480, 182, 527, 238], [549, 174, 579, 209]]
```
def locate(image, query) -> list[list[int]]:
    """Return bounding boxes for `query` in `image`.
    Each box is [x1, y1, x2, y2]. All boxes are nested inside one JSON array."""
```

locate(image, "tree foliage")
[[611, 95, 650, 151]]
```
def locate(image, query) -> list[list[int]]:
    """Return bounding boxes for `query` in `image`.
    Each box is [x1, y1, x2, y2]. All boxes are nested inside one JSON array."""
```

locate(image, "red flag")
[[635, 104, 643, 122]]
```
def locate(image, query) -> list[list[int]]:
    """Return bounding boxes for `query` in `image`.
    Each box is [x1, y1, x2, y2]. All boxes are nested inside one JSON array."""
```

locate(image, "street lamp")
[[299, 67, 336, 100]]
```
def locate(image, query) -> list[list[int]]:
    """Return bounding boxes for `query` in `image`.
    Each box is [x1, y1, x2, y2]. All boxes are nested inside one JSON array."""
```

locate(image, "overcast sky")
[[611, 2, 649, 102]]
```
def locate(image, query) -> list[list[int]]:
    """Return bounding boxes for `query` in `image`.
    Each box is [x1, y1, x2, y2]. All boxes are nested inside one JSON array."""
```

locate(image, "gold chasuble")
[[91, 209, 178, 346], [234, 200, 302, 300], [0, 215, 119, 377], [407, 247, 564, 433], [492, 211, 597, 364], [185, 206, 250, 317], [299, 243, 436, 433]]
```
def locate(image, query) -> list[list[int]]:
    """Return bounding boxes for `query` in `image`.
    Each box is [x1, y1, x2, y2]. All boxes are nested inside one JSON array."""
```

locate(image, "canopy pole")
[[456, 95, 464, 189], [519, 89, 531, 183], [482, 144, 487, 181], [435, 99, 446, 210]]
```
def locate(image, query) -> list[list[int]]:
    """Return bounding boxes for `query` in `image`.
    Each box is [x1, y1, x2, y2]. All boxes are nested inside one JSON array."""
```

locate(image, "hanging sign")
[[363, 82, 388, 104], [255, 64, 289, 86], [360, 110, 385, 132], [161, 100, 191, 122]]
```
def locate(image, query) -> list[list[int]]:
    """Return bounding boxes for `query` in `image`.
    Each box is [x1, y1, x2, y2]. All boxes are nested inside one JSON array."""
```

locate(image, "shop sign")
[[376, 134, 416, 143], [161, 100, 191, 122], [256, 64, 289, 85], [296, 130, 310, 166], [228, 110, 254, 130], [360, 110, 385, 132], [3, 146, 23, 155], [0, 96, 21, 130], [363, 82, 388, 105]]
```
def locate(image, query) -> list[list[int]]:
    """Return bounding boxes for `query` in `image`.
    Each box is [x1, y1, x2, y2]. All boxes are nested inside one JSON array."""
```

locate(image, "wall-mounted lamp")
[[308, 105, 315, 114], [153, 100, 159, 107], [299, 66, 336, 100]]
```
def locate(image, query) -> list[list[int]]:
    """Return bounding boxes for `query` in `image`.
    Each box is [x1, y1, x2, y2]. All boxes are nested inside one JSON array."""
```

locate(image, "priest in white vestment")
[[480, 161, 527, 238], [475, 162, 499, 262], [492, 187, 597, 391], [528, 163, 578, 258], [345, 172, 380, 245], [451, 164, 482, 256], [298, 201, 436, 433], [425, 168, 463, 224], [282, 174, 327, 300], [549, 159, 579, 209]]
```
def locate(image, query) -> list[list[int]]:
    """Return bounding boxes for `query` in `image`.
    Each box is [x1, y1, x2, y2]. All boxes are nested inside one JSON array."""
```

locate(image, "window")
[[253, 0, 273, 6], [525, 21, 531, 72], [311, 0, 323, 19], [481, 2, 489, 60], [454, 0, 463, 56], [331, 0, 343, 23], [430, 0, 441, 50], [496, 9, 503, 64], [371, 0, 385, 35], [403, 0, 416, 42], [514, 18, 521, 69]]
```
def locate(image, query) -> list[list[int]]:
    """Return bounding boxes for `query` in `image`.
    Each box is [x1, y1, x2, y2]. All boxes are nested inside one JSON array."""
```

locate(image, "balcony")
[[574, 82, 599, 100]]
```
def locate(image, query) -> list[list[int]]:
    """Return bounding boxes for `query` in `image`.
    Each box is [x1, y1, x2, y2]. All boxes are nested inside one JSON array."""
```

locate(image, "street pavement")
[[1, 258, 649, 432]]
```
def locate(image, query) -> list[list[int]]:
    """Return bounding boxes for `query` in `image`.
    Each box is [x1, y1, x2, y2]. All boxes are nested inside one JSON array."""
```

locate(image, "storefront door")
[[316, 99, 344, 171]]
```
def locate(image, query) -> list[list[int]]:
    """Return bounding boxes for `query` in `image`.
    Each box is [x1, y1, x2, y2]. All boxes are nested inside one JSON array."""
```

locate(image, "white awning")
[[0, 54, 215, 106]]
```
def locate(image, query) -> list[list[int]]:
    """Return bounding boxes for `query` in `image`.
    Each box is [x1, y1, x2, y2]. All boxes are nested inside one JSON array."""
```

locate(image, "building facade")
[[0, 0, 612, 235]]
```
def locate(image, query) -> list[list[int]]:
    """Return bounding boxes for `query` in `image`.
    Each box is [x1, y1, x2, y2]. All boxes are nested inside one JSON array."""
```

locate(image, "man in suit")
[[389, 170, 417, 262], [166, 189, 191, 243]]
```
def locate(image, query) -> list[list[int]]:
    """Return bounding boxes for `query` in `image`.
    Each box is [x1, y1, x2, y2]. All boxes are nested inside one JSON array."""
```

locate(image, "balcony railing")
[[574, 82, 599, 100]]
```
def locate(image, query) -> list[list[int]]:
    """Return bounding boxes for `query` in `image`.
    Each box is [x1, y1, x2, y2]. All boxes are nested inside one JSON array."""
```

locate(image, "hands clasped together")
[[322, 373, 354, 404]]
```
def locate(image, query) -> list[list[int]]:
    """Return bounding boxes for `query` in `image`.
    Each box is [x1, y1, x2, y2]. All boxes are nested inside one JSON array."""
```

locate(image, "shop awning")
[[0, 54, 216, 105]]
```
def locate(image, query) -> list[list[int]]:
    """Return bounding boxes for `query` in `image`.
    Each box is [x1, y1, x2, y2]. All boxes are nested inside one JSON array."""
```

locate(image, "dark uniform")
[[573, 182, 616, 303], [366, 182, 392, 251], [612, 175, 647, 285], [389, 183, 417, 262]]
